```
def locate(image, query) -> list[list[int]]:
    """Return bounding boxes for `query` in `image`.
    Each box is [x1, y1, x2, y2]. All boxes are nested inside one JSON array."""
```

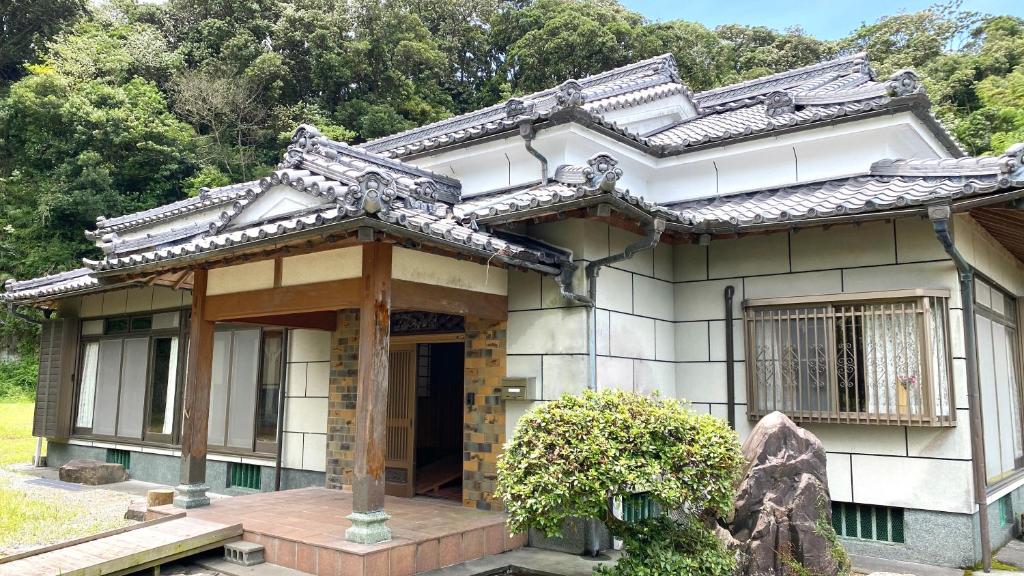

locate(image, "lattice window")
[[832, 502, 904, 543], [745, 290, 955, 426]]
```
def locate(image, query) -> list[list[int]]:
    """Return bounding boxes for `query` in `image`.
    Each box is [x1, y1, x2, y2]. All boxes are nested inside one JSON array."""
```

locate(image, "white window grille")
[[745, 290, 955, 426]]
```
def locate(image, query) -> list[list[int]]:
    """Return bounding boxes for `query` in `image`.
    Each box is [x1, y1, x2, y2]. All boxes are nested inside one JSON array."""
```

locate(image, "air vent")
[[832, 502, 904, 544], [229, 463, 262, 490], [106, 448, 131, 470]]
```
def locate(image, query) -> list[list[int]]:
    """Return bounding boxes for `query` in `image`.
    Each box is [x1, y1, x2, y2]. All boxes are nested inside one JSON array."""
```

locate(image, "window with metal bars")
[[106, 448, 131, 470], [744, 290, 955, 426], [832, 502, 904, 543], [228, 463, 262, 490]]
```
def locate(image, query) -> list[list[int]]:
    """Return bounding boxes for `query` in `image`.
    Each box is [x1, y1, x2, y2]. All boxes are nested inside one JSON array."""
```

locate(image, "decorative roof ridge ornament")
[[764, 91, 796, 117], [344, 169, 397, 215], [584, 154, 623, 192], [870, 143, 1024, 179], [505, 97, 534, 119], [885, 70, 924, 97], [550, 153, 623, 192], [555, 79, 586, 108]]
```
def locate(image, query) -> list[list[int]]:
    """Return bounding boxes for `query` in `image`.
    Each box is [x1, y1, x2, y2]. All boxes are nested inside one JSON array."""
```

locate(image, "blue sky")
[[620, 0, 1023, 40]]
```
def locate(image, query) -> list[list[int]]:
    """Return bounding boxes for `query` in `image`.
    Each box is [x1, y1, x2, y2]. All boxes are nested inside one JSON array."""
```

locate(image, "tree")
[[491, 0, 643, 93], [497, 390, 742, 576], [0, 0, 86, 82], [715, 24, 835, 81]]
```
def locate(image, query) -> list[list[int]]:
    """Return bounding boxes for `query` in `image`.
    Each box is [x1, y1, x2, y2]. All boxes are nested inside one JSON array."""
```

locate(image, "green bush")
[[0, 357, 38, 401], [595, 516, 736, 576], [496, 390, 743, 574]]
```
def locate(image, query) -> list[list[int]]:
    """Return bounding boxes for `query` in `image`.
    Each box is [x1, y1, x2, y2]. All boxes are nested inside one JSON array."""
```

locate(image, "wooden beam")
[[204, 278, 362, 321], [352, 242, 392, 514], [177, 268, 216, 502], [392, 280, 507, 321], [229, 312, 337, 331]]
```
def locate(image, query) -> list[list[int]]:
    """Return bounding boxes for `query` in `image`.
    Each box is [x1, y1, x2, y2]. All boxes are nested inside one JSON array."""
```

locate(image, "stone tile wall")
[[326, 310, 360, 489], [463, 316, 508, 511]]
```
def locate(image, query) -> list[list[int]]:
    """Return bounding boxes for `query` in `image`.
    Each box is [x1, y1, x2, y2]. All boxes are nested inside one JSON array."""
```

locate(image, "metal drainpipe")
[[724, 286, 737, 429], [519, 121, 548, 185], [557, 219, 666, 391], [929, 205, 991, 573]]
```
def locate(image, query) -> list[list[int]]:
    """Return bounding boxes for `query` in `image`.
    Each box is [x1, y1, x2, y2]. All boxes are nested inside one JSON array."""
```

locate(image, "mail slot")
[[500, 377, 535, 400]]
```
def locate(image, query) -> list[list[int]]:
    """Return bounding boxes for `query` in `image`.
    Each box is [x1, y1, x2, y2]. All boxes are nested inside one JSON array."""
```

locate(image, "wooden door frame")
[[385, 332, 465, 498]]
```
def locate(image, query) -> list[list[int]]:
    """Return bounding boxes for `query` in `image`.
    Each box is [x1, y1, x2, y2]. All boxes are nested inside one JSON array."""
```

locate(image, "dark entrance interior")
[[414, 342, 464, 501]]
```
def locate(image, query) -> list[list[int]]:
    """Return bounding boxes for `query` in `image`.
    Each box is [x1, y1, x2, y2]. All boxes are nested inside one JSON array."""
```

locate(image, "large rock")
[[58, 458, 127, 485], [719, 412, 848, 576]]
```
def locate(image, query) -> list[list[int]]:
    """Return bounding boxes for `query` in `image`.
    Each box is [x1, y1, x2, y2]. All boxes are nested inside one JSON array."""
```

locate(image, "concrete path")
[[420, 548, 620, 576]]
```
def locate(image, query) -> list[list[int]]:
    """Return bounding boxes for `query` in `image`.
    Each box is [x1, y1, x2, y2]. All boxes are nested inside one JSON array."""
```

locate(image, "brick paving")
[[150, 488, 525, 576]]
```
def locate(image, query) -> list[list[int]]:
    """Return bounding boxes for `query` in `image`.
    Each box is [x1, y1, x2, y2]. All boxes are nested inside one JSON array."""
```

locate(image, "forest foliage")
[[1, 0, 1023, 351]]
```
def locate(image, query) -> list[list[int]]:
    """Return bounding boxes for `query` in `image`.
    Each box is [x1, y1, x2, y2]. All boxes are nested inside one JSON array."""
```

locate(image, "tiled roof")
[[670, 144, 1024, 231], [6, 145, 1024, 303], [356, 52, 957, 160], [2, 268, 103, 303], [643, 67, 932, 151], [83, 126, 563, 274], [358, 54, 687, 158], [455, 154, 682, 225], [692, 52, 872, 111]]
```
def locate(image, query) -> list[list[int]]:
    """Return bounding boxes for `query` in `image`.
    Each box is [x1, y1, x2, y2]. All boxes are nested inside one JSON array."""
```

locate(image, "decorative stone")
[[719, 411, 848, 576], [345, 510, 392, 544], [57, 458, 127, 485], [173, 483, 211, 509]]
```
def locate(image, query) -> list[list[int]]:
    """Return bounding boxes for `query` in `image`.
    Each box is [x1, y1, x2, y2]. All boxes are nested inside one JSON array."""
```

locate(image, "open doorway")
[[413, 342, 465, 501]]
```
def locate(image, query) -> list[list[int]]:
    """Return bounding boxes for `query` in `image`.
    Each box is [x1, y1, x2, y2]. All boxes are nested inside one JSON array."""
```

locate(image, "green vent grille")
[[106, 449, 131, 470], [229, 463, 262, 490], [832, 502, 904, 544], [999, 495, 1014, 526]]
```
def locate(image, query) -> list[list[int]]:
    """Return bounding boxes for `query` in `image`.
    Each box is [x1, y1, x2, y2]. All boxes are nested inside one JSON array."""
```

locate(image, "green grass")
[[0, 401, 40, 468]]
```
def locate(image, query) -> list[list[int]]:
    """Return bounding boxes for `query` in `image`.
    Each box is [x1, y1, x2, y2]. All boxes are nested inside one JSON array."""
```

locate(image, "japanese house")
[[6, 52, 1024, 569]]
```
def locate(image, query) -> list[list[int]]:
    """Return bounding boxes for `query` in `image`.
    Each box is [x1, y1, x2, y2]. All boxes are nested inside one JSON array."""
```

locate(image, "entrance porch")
[[150, 488, 525, 575], [170, 237, 513, 548]]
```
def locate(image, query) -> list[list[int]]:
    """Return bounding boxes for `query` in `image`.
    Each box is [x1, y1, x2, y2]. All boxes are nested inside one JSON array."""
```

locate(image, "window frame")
[[974, 275, 1024, 485], [71, 308, 189, 447], [743, 289, 956, 427], [206, 325, 287, 458]]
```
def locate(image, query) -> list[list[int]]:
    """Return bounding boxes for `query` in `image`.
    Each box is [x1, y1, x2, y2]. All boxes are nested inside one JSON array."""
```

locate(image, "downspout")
[[556, 218, 666, 391], [724, 286, 736, 429], [519, 121, 548, 185], [929, 205, 991, 573]]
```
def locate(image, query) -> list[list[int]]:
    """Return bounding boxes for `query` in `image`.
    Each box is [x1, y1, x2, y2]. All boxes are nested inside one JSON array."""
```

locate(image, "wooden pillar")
[[345, 242, 393, 544], [174, 268, 216, 508]]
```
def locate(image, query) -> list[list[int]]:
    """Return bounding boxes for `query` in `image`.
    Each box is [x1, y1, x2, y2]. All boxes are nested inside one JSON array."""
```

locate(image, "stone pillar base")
[[345, 510, 392, 544], [173, 483, 211, 509]]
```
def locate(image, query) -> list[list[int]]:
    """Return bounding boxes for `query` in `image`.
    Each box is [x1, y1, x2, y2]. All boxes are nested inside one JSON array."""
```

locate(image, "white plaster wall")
[[79, 286, 191, 318], [206, 260, 275, 296], [281, 328, 331, 473], [505, 218, 675, 401], [409, 112, 946, 201], [392, 246, 507, 296], [504, 214, 985, 515], [281, 246, 362, 286], [674, 217, 979, 514]]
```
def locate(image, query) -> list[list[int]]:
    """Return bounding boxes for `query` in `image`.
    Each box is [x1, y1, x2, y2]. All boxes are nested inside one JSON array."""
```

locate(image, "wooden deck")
[[149, 487, 525, 576], [0, 516, 242, 576]]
